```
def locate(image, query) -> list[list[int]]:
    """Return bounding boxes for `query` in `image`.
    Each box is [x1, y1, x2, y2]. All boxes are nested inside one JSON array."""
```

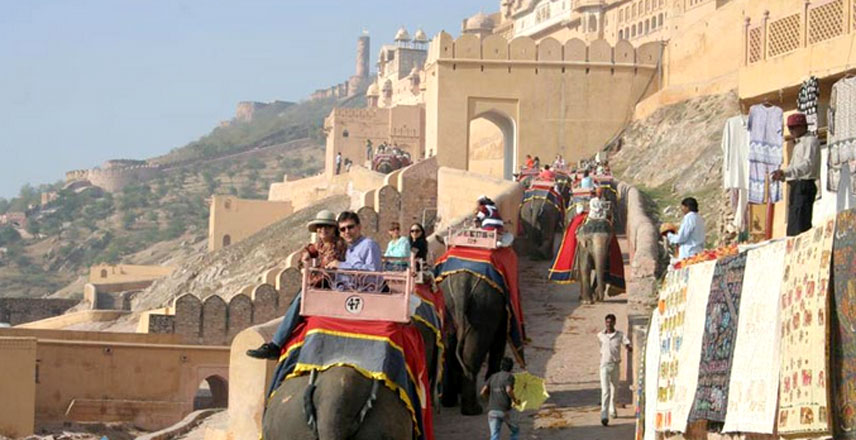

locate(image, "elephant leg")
[[485, 315, 507, 382], [459, 327, 494, 416], [441, 335, 461, 408], [579, 254, 594, 304], [262, 375, 316, 440], [592, 236, 610, 303]]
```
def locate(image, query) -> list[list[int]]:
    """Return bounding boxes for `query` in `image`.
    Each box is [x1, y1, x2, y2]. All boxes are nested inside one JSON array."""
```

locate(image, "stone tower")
[[355, 34, 370, 78]]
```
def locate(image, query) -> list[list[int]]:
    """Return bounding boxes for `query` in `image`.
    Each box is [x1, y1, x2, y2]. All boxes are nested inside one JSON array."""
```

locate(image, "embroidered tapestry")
[[723, 240, 787, 434], [643, 313, 661, 440], [655, 267, 691, 431], [778, 218, 836, 436], [689, 253, 748, 423], [832, 209, 856, 438], [668, 260, 716, 433]]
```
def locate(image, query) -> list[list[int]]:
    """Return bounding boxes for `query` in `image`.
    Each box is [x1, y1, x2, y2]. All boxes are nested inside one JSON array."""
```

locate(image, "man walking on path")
[[771, 113, 820, 236], [597, 313, 631, 427], [481, 357, 520, 440]]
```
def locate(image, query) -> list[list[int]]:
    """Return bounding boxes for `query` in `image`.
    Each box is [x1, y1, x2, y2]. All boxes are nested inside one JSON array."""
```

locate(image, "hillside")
[[103, 194, 351, 332], [0, 94, 365, 300], [610, 92, 740, 245]]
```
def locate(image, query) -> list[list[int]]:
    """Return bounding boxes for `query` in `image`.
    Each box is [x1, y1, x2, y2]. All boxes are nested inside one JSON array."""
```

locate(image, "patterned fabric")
[[548, 212, 588, 283], [723, 240, 787, 434], [654, 267, 691, 431], [797, 76, 820, 134], [669, 260, 717, 432], [642, 313, 661, 440], [828, 77, 856, 194], [689, 253, 748, 423], [832, 208, 856, 439], [778, 218, 836, 436], [748, 104, 784, 204]]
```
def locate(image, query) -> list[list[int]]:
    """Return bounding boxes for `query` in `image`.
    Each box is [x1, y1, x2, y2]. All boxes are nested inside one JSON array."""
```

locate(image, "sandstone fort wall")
[[65, 164, 162, 193], [0, 298, 78, 326], [89, 264, 175, 284], [207, 196, 294, 252]]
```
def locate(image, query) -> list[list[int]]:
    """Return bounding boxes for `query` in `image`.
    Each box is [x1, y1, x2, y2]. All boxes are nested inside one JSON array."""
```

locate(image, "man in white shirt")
[[597, 313, 631, 426], [771, 113, 820, 236], [666, 197, 706, 260], [589, 187, 610, 221]]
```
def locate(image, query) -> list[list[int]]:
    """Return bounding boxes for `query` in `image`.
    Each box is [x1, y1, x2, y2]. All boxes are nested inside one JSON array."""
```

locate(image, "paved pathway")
[[434, 249, 636, 440]]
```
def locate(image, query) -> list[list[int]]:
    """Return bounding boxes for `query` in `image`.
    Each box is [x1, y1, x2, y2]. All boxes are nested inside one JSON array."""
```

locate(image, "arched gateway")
[[424, 32, 662, 178]]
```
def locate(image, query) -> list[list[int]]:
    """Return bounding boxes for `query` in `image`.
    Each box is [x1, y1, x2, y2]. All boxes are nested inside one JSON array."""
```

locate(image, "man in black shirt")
[[480, 357, 520, 440]]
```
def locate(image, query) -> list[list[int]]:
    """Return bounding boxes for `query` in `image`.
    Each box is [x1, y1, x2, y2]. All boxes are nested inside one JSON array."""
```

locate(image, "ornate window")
[[658, 13, 663, 27], [619, 29, 624, 39]]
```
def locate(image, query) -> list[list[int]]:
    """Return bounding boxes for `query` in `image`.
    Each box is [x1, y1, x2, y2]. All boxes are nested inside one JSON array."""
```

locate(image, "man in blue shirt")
[[667, 197, 706, 260], [246, 211, 381, 360], [579, 170, 595, 189]]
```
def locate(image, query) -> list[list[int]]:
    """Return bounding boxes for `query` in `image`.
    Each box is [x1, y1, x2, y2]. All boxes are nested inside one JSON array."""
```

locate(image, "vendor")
[[771, 113, 820, 236], [666, 197, 706, 260]]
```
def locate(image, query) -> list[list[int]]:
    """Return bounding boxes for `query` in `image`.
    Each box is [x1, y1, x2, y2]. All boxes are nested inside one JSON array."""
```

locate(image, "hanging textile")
[[831, 208, 856, 439], [642, 313, 661, 440], [798, 76, 820, 134], [688, 253, 748, 424], [722, 240, 787, 434], [668, 260, 716, 433], [654, 267, 691, 431], [777, 218, 836, 437], [748, 104, 784, 204], [828, 76, 856, 194], [722, 115, 750, 231]]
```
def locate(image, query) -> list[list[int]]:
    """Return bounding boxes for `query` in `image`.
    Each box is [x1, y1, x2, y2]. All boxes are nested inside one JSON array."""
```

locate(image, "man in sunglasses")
[[246, 211, 381, 360], [326, 211, 382, 272]]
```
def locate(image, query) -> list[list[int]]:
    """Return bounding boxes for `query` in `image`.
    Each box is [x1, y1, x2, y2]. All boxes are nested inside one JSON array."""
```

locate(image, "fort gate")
[[424, 32, 662, 179]]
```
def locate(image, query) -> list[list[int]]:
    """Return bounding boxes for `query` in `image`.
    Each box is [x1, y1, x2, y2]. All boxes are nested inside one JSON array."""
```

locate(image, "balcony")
[[574, 0, 606, 11], [740, 0, 856, 99]]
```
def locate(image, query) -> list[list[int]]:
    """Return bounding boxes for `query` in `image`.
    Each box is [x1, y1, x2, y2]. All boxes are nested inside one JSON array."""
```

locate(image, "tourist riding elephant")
[[519, 195, 564, 260], [262, 320, 439, 440], [439, 271, 508, 416], [575, 218, 614, 304]]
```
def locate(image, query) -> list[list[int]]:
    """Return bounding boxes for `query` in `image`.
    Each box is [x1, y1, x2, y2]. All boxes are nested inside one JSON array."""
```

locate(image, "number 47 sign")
[[345, 295, 364, 314]]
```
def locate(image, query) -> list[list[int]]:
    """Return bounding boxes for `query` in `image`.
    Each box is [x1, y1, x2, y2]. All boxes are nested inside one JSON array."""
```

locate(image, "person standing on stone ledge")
[[771, 113, 820, 236], [335, 152, 342, 175]]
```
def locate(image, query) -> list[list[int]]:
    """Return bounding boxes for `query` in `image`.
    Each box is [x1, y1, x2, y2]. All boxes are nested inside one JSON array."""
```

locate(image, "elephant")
[[439, 271, 509, 416], [262, 319, 439, 440], [519, 191, 565, 260], [575, 218, 614, 304]]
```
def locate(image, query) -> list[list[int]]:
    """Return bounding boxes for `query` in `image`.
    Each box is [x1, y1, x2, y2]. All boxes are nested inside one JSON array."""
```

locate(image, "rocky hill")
[[610, 92, 740, 244]]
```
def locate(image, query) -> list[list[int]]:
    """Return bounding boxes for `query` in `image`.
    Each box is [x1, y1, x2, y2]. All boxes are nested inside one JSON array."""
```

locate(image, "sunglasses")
[[410, 229, 422, 233], [339, 224, 357, 232]]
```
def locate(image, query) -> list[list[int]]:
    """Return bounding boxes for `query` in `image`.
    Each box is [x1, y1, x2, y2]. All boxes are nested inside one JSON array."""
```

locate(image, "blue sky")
[[0, 1, 484, 198]]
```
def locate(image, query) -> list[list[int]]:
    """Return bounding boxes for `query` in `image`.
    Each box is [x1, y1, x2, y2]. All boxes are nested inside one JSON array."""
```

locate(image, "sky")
[[0, 1, 485, 198]]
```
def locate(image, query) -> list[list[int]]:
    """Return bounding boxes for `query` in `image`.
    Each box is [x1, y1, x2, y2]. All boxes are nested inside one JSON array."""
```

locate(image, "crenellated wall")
[[424, 32, 662, 178]]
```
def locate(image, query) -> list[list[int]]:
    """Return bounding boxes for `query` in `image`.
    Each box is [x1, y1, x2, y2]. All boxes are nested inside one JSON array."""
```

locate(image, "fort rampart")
[[0, 298, 78, 326], [65, 164, 162, 193]]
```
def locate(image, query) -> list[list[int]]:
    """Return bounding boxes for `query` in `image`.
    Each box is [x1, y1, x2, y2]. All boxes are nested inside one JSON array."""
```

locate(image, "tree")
[[0, 226, 21, 247]]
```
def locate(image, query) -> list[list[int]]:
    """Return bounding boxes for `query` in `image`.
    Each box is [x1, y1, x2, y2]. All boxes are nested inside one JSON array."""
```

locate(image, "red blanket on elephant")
[[275, 317, 434, 440], [433, 246, 525, 366], [548, 214, 625, 291]]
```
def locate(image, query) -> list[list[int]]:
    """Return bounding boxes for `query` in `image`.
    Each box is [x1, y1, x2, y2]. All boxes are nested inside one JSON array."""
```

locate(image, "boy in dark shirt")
[[480, 357, 520, 440]]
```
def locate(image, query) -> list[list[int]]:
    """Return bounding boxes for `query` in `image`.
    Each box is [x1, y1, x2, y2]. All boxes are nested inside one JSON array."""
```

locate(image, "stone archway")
[[467, 109, 517, 180], [193, 375, 229, 410]]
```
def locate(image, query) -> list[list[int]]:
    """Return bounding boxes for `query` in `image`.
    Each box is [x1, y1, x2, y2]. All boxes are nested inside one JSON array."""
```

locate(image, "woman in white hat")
[[246, 210, 345, 360]]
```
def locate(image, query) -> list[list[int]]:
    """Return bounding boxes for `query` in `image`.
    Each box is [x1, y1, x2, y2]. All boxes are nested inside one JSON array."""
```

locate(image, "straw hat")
[[307, 210, 337, 232]]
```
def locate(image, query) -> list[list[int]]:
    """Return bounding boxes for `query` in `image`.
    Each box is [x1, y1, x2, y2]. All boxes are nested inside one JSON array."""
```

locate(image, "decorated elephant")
[[372, 152, 412, 174], [575, 218, 624, 304], [438, 271, 509, 415], [519, 183, 568, 260], [262, 318, 439, 440]]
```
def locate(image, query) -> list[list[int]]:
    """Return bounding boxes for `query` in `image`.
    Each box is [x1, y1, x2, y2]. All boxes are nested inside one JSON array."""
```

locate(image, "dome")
[[394, 26, 411, 42], [413, 28, 428, 43], [465, 12, 494, 31], [366, 83, 379, 97]]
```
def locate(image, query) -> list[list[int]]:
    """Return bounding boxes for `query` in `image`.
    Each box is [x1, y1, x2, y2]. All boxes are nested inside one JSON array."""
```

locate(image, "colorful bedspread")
[[832, 209, 856, 439], [271, 316, 434, 440], [434, 246, 525, 366], [548, 214, 624, 291], [778, 218, 835, 437]]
